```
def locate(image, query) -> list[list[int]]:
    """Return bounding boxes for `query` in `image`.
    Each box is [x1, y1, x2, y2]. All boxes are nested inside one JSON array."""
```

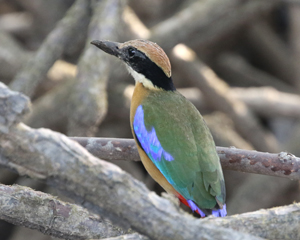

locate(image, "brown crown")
[[119, 39, 171, 78]]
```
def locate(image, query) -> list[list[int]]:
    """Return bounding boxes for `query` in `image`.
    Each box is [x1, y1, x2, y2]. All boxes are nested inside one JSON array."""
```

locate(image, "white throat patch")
[[126, 65, 158, 90]]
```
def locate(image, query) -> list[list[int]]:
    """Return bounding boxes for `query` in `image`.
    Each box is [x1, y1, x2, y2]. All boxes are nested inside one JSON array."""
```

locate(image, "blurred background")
[[0, 0, 300, 239]]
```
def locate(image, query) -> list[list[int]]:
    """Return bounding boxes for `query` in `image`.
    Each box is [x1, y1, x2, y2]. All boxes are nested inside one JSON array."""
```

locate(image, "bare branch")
[[245, 21, 299, 87], [67, 0, 126, 136], [203, 203, 300, 240], [9, 0, 91, 97], [0, 12, 33, 37], [0, 31, 31, 81], [0, 184, 124, 240], [101, 233, 149, 240], [70, 137, 300, 181], [24, 79, 73, 130], [0, 82, 31, 132], [231, 87, 300, 119], [150, 0, 281, 53], [216, 53, 295, 93]]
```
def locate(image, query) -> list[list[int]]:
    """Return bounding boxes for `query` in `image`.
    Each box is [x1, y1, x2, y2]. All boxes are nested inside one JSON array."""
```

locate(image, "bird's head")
[[91, 39, 175, 91]]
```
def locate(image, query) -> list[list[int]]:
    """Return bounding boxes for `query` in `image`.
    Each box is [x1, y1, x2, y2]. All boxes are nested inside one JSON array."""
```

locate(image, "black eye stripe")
[[128, 47, 136, 57], [123, 47, 175, 91]]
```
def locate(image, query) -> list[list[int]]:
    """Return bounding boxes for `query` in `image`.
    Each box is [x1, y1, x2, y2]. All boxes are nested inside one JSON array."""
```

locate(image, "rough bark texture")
[[70, 137, 300, 181], [0, 184, 124, 240], [203, 203, 300, 240], [0, 82, 31, 132]]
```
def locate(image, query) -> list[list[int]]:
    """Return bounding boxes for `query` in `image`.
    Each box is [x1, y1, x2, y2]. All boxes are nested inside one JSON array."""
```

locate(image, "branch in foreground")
[[0, 85, 260, 240], [203, 203, 300, 240], [102, 233, 149, 240], [0, 184, 124, 240], [0, 125, 261, 240], [70, 137, 300, 181]]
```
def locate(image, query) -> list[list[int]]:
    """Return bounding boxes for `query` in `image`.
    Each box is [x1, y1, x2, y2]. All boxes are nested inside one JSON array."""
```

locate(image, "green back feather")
[[141, 90, 225, 209]]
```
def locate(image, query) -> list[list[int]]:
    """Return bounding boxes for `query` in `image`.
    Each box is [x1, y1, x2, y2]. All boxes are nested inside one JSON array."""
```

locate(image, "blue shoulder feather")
[[133, 105, 174, 162]]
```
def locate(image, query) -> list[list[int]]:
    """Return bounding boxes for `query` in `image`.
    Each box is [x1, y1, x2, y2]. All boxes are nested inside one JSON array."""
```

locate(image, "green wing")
[[140, 90, 225, 209]]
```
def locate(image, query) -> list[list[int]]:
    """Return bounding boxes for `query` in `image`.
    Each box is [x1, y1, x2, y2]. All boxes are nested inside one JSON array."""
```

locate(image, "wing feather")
[[133, 91, 225, 209]]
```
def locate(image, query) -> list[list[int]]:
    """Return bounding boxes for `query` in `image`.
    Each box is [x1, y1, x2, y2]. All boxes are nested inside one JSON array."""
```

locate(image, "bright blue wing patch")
[[134, 105, 174, 162]]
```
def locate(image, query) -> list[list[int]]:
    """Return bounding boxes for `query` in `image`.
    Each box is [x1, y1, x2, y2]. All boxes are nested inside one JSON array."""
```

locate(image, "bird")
[[91, 39, 226, 217]]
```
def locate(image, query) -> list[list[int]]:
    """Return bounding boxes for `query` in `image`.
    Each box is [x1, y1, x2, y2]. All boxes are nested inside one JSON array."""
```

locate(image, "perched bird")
[[91, 39, 226, 217]]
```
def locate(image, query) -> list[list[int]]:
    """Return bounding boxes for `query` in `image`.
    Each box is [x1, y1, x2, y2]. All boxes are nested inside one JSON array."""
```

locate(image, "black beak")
[[91, 40, 122, 58]]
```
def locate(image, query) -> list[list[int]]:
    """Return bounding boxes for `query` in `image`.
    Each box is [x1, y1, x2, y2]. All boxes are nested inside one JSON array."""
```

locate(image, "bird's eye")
[[128, 47, 136, 58]]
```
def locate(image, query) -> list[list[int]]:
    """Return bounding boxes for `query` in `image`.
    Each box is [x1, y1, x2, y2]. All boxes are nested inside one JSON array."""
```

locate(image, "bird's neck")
[[130, 82, 150, 126], [126, 65, 176, 91]]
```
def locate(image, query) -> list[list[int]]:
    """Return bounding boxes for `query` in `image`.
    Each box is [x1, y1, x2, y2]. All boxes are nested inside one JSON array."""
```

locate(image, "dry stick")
[[0, 184, 125, 240], [0, 82, 31, 132], [0, 31, 31, 81], [203, 203, 300, 240], [0, 12, 33, 37], [245, 21, 300, 88], [0, 123, 297, 238], [179, 87, 300, 120], [102, 233, 149, 240], [70, 137, 300, 181], [9, 0, 91, 97], [150, 0, 241, 51], [170, 45, 278, 153], [25, 79, 73, 129], [216, 53, 295, 93], [231, 87, 300, 118], [0, 83, 261, 240], [204, 112, 254, 150], [1, 125, 262, 240], [67, 0, 126, 137], [150, 0, 281, 53]]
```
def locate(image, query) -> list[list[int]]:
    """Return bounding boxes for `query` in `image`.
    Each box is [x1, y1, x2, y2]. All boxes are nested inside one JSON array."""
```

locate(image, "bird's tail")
[[177, 193, 227, 217]]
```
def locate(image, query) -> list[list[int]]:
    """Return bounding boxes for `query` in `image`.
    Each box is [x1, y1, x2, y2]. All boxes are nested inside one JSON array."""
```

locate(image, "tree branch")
[[150, 0, 280, 53], [70, 137, 300, 181], [203, 203, 300, 240], [0, 184, 125, 240], [67, 0, 126, 136], [101, 233, 149, 240], [9, 0, 91, 97]]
